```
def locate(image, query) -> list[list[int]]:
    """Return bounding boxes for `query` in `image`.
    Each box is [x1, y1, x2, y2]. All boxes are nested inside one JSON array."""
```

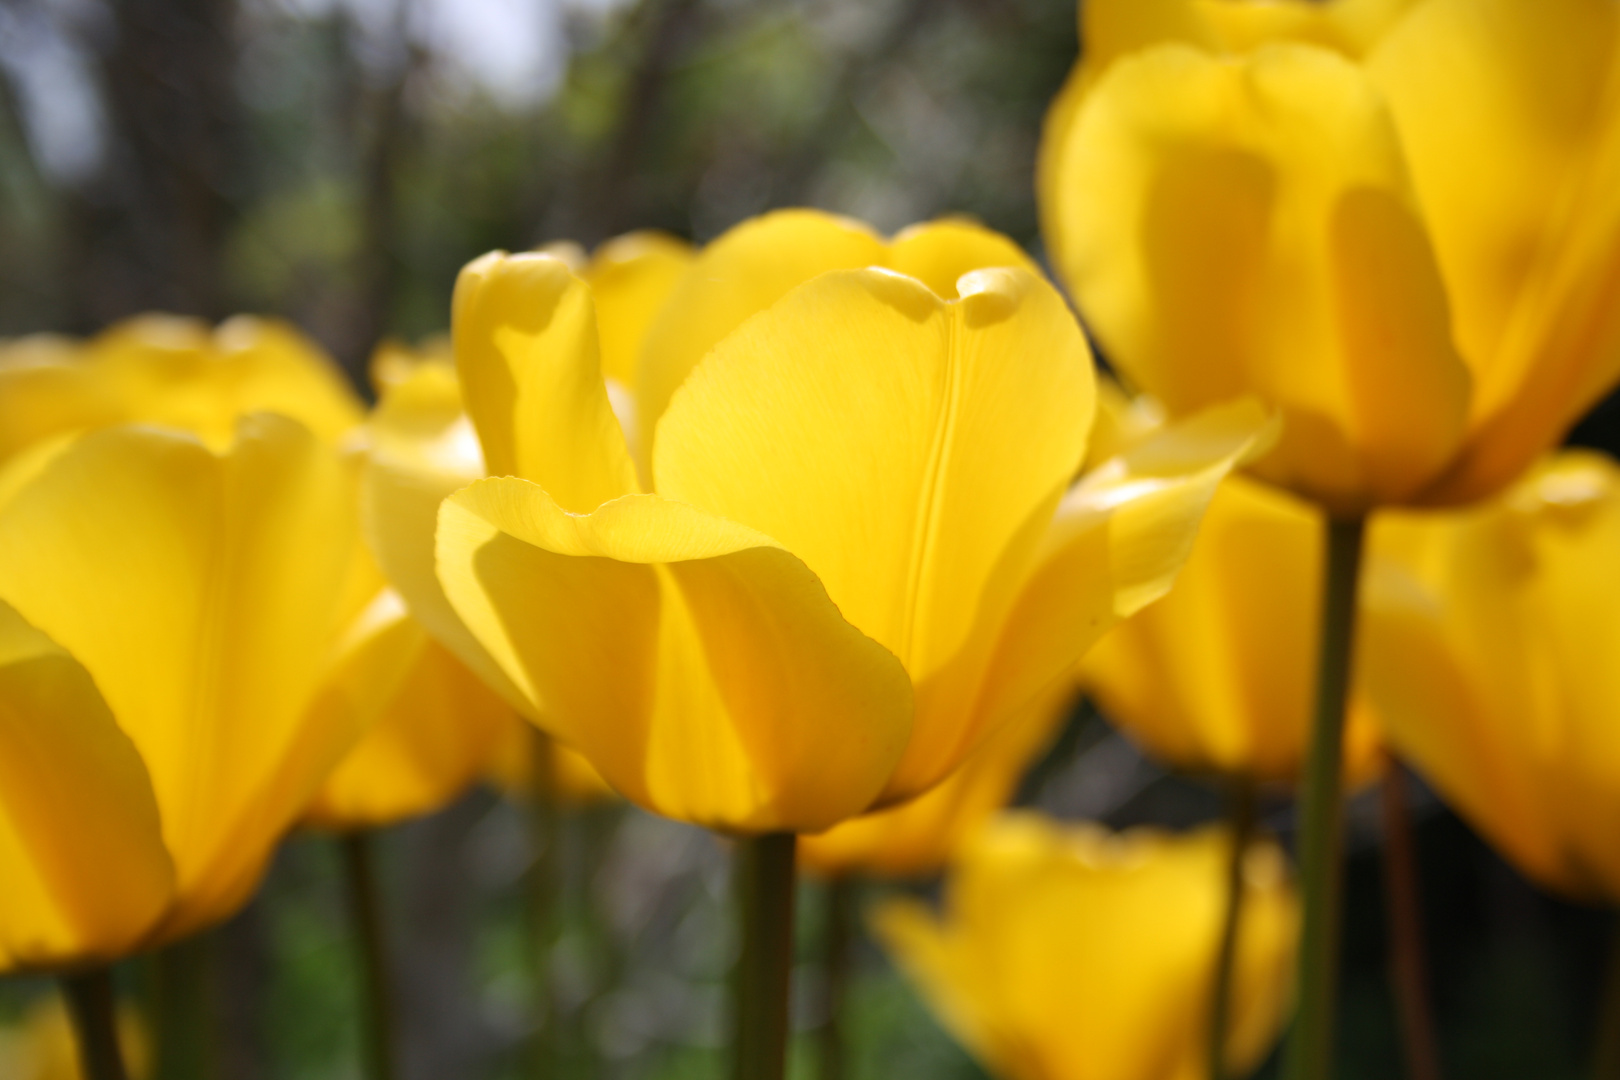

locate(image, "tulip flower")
[[1082, 472, 1384, 785], [371, 210, 1268, 1079], [0, 415, 362, 970], [1362, 450, 1620, 902], [1041, 5, 1620, 1066], [1040, 0, 1620, 514], [418, 209, 1270, 835], [874, 812, 1299, 1080]]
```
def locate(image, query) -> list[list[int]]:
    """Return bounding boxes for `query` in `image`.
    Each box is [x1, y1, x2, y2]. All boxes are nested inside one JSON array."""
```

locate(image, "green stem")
[[62, 968, 130, 1080], [342, 832, 399, 1080], [1381, 754, 1443, 1080], [529, 729, 560, 1080], [732, 832, 799, 1080], [817, 877, 856, 1080], [152, 936, 213, 1080], [1592, 915, 1620, 1079], [1283, 516, 1366, 1080], [1210, 777, 1259, 1080]]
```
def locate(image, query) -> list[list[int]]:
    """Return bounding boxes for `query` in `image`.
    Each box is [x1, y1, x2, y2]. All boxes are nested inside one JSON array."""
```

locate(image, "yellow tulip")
[[404, 208, 1272, 836], [0, 416, 362, 970], [799, 679, 1076, 880], [0, 994, 149, 1080], [1040, 0, 1620, 514], [0, 317, 375, 970], [873, 812, 1299, 1080], [1362, 450, 1620, 901], [1082, 473, 1384, 784]]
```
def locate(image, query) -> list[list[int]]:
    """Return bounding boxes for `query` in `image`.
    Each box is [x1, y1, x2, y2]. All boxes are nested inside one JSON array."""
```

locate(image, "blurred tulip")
[[1363, 450, 1620, 902], [1082, 473, 1384, 784], [874, 812, 1299, 1080], [799, 678, 1076, 880], [1040, 0, 1620, 514], [0, 415, 362, 970], [0, 317, 374, 971], [302, 589, 518, 830], [404, 209, 1271, 834], [0, 994, 149, 1080]]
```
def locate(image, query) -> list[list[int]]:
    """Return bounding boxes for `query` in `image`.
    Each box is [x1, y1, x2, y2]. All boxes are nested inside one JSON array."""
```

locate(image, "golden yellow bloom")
[[0, 994, 150, 1080], [1082, 473, 1384, 783], [874, 812, 1299, 1080], [799, 679, 1076, 880], [1362, 450, 1620, 901], [396, 209, 1271, 835], [1040, 0, 1620, 514], [0, 317, 375, 970], [0, 416, 362, 970]]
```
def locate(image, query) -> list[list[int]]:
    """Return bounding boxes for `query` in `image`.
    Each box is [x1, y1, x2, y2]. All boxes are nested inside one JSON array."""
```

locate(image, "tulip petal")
[[873, 815, 1299, 1080], [655, 267, 1092, 687], [0, 417, 360, 935], [799, 676, 1074, 880], [91, 314, 366, 449], [0, 601, 174, 971], [957, 400, 1276, 793], [887, 219, 1040, 299], [1367, 452, 1620, 898], [1047, 41, 1470, 512], [305, 591, 514, 830], [453, 251, 639, 509], [360, 361, 536, 715], [437, 477, 914, 833], [581, 231, 695, 389], [0, 337, 122, 469], [1369, 0, 1620, 501], [635, 209, 889, 442], [1081, 475, 1384, 783]]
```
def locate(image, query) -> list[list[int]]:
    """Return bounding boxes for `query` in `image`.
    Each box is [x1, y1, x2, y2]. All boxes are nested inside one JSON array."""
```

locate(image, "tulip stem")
[[63, 968, 130, 1080], [1380, 754, 1443, 1080], [1283, 516, 1366, 1080], [732, 832, 798, 1080], [1592, 915, 1620, 1079], [342, 832, 400, 1080], [817, 876, 856, 1080], [1210, 776, 1259, 1080], [529, 729, 560, 1080], [151, 936, 213, 1080]]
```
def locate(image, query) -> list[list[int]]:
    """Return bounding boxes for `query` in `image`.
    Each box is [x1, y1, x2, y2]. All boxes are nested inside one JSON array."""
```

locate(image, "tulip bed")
[[1, 1, 1619, 1080]]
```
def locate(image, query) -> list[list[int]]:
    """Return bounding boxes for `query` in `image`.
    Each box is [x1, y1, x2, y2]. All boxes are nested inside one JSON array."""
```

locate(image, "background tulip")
[[1364, 450, 1620, 902], [0, 416, 362, 966], [799, 678, 1076, 881], [0, 318, 379, 969], [874, 812, 1299, 1080], [1082, 473, 1384, 785], [429, 213, 1272, 835], [1040, 0, 1620, 514]]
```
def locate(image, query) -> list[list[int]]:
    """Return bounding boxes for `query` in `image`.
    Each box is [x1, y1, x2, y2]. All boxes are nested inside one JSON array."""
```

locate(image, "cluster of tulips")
[[3, 0, 1620, 1077]]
